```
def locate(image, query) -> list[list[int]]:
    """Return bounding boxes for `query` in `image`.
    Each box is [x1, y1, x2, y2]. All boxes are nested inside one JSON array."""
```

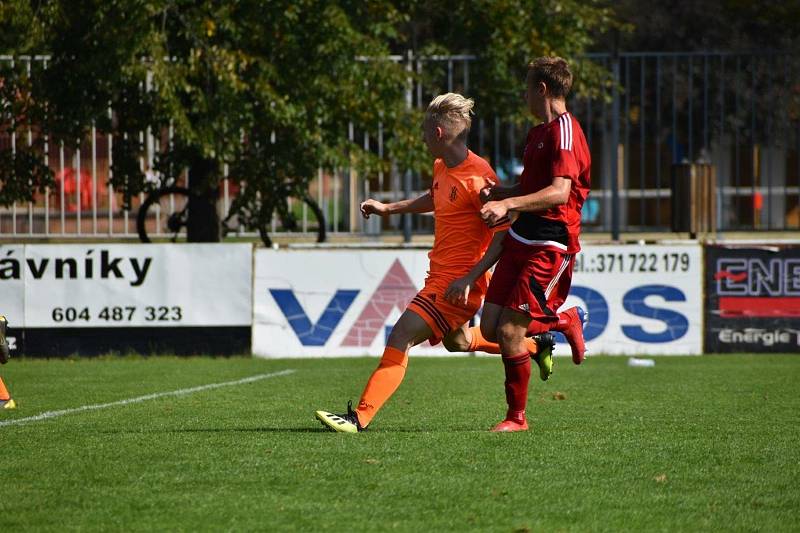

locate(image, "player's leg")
[[353, 309, 432, 427], [524, 254, 586, 364], [0, 376, 15, 410], [442, 323, 472, 352], [492, 308, 534, 432], [0, 315, 10, 364], [550, 306, 587, 364], [478, 302, 503, 343], [0, 316, 15, 410], [491, 249, 571, 431], [315, 308, 432, 433], [444, 317, 544, 360], [479, 247, 523, 345], [476, 251, 551, 360]]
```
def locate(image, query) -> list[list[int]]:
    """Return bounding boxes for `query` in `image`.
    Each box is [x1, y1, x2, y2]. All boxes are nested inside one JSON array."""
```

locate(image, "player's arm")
[[480, 182, 522, 203], [480, 176, 570, 226], [444, 230, 507, 307], [360, 193, 434, 218]]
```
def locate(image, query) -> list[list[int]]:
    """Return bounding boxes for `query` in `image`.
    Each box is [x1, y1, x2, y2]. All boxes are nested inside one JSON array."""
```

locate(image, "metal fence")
[[579, 51, 800, 235], [1, 51, 798, 240]]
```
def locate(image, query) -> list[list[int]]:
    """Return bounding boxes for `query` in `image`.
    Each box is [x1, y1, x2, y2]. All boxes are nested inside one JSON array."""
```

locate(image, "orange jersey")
[[427, 150, 509, 292]]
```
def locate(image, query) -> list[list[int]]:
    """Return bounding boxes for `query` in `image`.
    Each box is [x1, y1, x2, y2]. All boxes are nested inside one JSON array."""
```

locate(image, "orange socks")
[[524, 337, 539, 355], [0, 376, 10, 401], [356, 346, 408, 428], [467, 326, 538, 355], [467, 326, 501, 353]]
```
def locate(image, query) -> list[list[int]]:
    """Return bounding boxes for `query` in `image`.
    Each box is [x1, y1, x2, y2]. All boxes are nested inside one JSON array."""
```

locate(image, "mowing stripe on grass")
[[0, 369, 296, 428]]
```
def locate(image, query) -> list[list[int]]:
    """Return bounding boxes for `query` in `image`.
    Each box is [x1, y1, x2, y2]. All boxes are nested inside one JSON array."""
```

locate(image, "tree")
[[1, 0, 416, 240], [593, 0, 800, 52], [1, 1, 616, 240], [399, 1, 618, 115]]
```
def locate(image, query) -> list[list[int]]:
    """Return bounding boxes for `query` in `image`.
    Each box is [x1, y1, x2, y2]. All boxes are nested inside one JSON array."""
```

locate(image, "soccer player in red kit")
[[480, 57, 591, 432], [314, 93, 554, 433]]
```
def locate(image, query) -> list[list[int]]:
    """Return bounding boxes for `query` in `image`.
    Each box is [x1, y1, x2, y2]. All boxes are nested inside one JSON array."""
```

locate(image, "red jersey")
[[509, 112, 591, 253]]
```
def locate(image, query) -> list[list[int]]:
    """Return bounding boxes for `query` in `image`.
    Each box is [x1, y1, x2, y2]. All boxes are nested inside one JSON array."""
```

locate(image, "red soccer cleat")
[[491, 415, 529, 432], [560, 306, 587, 365]]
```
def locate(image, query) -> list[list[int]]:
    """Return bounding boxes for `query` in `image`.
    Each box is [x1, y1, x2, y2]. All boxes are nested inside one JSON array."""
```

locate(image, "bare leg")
[[479, 302, 503, 342], [496, 307, 532, 356], [442, 323, 472, 352], [386, 309, 435, 352]]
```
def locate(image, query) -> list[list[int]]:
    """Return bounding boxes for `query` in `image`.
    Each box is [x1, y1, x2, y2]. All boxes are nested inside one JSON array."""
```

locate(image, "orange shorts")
[[406, 276, 485, 345]]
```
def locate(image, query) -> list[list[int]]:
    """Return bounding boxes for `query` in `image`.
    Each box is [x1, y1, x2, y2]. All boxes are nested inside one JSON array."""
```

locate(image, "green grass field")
[[1, 354, 798, 532]]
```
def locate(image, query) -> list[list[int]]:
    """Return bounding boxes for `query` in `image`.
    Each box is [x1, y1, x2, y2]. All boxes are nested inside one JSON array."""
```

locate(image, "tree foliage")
[[595, 0, 800, 52], [397, 1, 619, 114], [0, 0, 614, 239]]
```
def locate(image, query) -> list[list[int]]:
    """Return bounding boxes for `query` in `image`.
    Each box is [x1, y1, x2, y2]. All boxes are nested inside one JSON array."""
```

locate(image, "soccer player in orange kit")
[[0, 315, 17, 409], [315, 93, 554, 433]]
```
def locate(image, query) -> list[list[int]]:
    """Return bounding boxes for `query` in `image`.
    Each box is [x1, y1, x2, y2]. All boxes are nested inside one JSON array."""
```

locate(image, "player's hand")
[[444, 277, 472, 308], [360, 199, 388, 219], [480, 200, 508, 226], [479, 186, 495, 204]]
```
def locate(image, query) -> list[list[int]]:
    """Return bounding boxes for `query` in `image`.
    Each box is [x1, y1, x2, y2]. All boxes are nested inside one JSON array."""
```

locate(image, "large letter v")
[[269, 289, 359, 346]]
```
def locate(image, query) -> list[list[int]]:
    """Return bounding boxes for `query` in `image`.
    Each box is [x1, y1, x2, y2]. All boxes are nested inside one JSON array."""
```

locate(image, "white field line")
[[0, 369, 296, 428]]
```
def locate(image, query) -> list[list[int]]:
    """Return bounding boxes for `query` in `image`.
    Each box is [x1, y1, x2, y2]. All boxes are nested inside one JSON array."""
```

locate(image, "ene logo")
[[270, 260, 690, 346]]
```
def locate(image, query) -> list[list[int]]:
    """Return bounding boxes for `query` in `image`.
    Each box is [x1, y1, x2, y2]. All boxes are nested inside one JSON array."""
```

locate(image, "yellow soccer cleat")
[[315, 400, 365, 433], [1, 398, 17, 410], [530, 332, 555, 381]]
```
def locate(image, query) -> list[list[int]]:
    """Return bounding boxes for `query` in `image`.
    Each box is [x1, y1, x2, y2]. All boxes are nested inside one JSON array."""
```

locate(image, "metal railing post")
[[403, 49, 413, 243], [610, 50, 621, 241]]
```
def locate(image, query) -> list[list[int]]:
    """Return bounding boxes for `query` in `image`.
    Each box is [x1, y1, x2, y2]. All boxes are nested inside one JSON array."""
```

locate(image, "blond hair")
[[425, 92, 474, 139], [527, 57, 573, 99]]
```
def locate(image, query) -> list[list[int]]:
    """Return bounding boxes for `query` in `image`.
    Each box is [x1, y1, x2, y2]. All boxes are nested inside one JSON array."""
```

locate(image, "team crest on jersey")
[[449, 186, 457, 202], [538, 142, 544, 149]]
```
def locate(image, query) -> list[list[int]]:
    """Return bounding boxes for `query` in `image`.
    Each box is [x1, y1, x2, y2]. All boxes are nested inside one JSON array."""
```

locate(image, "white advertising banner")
[[253, 244, 703, 358], [566, 244, 702, 355], [3, 244, 252, 327], [0, 244, 253, 356], [254, 250, 436, 357]]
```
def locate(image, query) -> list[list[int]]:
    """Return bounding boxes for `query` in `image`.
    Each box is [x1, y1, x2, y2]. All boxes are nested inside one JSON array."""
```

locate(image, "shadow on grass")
[[99, 427, 328, 434], [98, 426, 485, 434]]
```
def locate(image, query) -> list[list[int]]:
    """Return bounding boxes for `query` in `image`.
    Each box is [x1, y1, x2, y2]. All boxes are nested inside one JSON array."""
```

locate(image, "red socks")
[[501, 352, 530, 423]]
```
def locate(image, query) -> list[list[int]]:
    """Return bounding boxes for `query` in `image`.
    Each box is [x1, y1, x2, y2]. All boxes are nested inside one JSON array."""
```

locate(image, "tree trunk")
[[187, 157, 221, 242]]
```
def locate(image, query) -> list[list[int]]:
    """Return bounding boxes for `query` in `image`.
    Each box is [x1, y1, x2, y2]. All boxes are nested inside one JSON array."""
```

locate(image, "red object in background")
[[54, 168, 107, 212], [223, 179, 241, 198], [753, 191, 763, 210], [718, 297, 800, 317]]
